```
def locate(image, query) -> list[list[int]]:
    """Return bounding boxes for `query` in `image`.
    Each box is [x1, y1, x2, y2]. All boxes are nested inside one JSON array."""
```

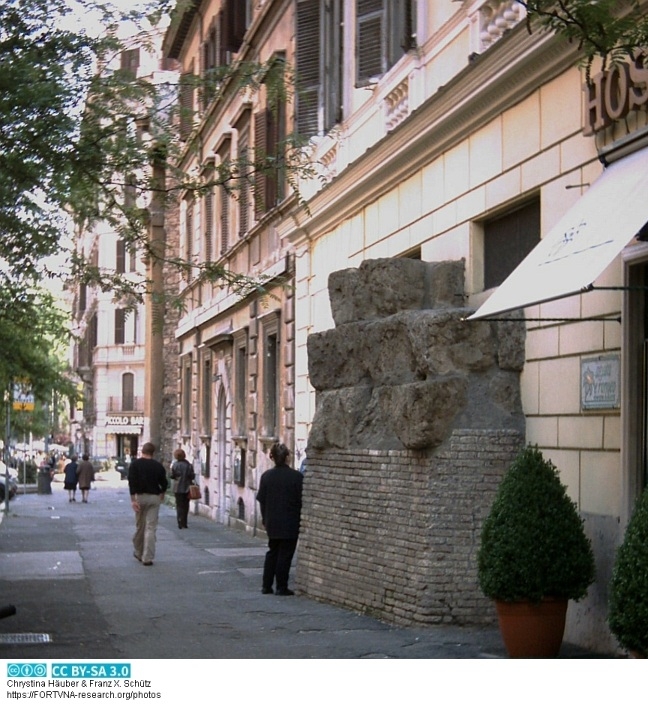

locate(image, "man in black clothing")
[[128, 442, 168, 566], [256, 443, 303, 596]]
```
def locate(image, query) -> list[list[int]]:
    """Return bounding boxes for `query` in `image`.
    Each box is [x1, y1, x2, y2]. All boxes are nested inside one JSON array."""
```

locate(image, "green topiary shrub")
[[478, 445, 595, 603], [608, 490, 648, 656]]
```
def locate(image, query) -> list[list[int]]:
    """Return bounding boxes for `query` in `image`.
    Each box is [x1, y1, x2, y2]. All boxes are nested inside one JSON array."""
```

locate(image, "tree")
[[520, 0, 648, 78], [0, 0, 311, 404]]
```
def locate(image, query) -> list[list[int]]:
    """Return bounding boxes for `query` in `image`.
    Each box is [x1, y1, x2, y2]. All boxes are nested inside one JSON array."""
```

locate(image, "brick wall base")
[[295, 429, 523, 625]]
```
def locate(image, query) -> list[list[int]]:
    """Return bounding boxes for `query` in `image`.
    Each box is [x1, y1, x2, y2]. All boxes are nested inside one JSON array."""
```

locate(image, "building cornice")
[[283, 24, 581, 244]]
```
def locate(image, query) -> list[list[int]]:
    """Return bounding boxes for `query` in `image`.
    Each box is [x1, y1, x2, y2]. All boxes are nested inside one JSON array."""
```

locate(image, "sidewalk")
[[0, 472, 601, 659]]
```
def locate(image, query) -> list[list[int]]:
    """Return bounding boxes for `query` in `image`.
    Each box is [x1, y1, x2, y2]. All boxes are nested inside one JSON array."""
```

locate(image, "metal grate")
[[0, 633, 51, 644]]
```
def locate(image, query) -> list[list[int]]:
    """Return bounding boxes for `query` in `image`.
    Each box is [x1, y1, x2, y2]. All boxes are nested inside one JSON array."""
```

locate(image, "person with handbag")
[[170, 448, 196, 529]]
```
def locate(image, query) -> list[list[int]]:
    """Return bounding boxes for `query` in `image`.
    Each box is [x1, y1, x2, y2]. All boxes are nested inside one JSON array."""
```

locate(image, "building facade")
[[164, 0, 648, 652], [163, 0, 298, 527]]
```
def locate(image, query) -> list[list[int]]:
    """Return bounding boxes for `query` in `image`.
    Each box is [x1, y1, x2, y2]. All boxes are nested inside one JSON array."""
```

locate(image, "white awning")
[[468, 145, 648, 320]]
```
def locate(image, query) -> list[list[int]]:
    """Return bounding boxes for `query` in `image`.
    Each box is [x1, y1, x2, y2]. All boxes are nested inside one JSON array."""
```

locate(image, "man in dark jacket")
[[128, 442, 168, 566], [256, 443, 303, 596]]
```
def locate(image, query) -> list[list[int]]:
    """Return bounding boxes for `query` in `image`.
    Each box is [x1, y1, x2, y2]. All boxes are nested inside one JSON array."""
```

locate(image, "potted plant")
[[608, 489, 648, 657], [478, 445, 595, 657]]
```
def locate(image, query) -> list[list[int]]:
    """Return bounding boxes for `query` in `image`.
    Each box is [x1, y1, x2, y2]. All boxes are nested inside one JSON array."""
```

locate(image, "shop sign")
[[581, 355, 620, 410], [583, 52, 648, 135], [106, 416, 144, 427]]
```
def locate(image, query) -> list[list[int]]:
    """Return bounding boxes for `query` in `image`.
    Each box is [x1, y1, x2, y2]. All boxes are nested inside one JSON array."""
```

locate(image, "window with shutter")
[[122, 373, 135, 412], [204, 187, 214, 262], [224, 0, 246, 53], [220, 183, 230, 255], [120, 48, 140, 79], [295, 0, 343, 138], [184, 198, 194, 280], [254, 109, 268, 217], [356, 0, 417, 85], [124, 173, 136, 210], [116, 239, 126, 274], [114, 309, 126, 345], [357, 0, 385, 83], [238, 126, 251, 237], [179, 71, 195, 140], [296, 0, 321, 138]]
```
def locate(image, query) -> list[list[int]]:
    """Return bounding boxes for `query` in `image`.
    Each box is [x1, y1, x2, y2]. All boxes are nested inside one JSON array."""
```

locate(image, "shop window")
[[356, 0, 417, 86], [122, 373, 134, 412], [483, 199, 540, 290], [295, 0, 343, 138]]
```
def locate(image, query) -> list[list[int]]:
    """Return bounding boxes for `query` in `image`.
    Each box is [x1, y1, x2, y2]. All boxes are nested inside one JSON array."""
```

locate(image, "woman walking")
[[76, 454, 95, 503], [63, 456, 79, 502], [170, 449, 195, 529]]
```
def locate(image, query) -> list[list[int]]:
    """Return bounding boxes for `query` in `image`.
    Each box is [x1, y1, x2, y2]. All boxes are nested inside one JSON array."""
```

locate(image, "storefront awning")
[[468, 145, 648, 320]]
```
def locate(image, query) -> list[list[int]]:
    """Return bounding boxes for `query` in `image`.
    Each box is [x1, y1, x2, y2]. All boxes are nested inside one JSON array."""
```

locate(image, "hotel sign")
[[581, 355, 620, 410], [583, 52, 648, 135]]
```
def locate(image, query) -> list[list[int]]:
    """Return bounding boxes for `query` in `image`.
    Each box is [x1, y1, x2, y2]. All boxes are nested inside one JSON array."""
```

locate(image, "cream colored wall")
[[296, 62, 623, 521]]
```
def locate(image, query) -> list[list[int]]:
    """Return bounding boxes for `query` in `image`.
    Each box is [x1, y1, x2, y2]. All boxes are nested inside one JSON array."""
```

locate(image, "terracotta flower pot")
[[495, 598, 568, 658]]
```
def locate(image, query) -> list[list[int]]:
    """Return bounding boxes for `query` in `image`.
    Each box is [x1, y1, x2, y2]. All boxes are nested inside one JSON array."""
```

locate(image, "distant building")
[[70, 29, 179, 465]]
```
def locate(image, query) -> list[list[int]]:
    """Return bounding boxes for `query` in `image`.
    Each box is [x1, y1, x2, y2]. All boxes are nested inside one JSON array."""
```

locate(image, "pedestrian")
[[76, 454, 95, 503], [256, 442, 303, 596], [170, 448, 195, 529], [128, 442, 168, 566], [63, 455, 79, 502]]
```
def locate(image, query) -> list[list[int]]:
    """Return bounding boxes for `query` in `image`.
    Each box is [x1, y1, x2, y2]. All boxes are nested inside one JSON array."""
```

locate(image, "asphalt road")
[[0, 471, 596, 660]]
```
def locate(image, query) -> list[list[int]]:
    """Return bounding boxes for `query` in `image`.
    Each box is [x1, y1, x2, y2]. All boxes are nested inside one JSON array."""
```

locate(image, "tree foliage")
[[0, 0, 313, 418], [520, 0, 648, 78]]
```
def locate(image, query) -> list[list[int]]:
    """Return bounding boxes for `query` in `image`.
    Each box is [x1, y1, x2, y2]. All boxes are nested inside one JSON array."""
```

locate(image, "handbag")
[[188, 484, 201, 501]]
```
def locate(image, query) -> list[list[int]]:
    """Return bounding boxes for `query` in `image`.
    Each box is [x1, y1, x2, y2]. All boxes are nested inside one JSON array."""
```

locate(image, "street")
[[0, 471, 592, 659]]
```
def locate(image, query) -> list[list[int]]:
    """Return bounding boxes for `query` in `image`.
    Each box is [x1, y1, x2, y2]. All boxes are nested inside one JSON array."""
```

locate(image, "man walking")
[[256, 443, 303, 596], [128, 442, 168, 566]]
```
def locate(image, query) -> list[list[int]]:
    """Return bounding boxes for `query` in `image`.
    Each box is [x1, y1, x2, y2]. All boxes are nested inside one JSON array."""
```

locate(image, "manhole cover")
[[0, 634, 51, 644]]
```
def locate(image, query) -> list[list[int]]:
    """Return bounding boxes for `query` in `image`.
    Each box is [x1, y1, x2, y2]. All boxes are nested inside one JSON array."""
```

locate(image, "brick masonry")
[[296, 429, 523, 625]]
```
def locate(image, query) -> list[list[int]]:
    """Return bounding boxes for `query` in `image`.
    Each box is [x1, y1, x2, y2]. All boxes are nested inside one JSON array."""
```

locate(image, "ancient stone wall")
[[296, 258, 525, 625]]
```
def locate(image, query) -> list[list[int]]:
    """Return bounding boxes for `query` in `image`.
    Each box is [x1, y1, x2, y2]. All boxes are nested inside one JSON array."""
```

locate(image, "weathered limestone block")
[[493, 317, 526, 371], [307, 324, 370, 390], [329, 258, 465, 325], [308, 387, 373, 450], [407, 310, 497, 376], [387, 377, 468, 449]]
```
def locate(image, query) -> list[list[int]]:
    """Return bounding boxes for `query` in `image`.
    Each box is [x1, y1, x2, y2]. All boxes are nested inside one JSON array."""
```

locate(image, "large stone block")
[[388, 377, 468, 450], [328, 258, 465, 325]]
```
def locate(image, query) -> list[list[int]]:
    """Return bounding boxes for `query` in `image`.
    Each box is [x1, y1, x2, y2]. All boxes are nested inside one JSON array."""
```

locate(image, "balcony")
[[106, 396, 144, 413]]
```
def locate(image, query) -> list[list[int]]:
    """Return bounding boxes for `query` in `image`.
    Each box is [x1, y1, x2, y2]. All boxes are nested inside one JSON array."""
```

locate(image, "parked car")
[[0, 464, 18, 501], [115, 457, 130, 481]]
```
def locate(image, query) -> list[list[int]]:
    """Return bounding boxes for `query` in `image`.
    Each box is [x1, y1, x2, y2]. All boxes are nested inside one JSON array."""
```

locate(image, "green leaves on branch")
[[520, 0, 648, 76]]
